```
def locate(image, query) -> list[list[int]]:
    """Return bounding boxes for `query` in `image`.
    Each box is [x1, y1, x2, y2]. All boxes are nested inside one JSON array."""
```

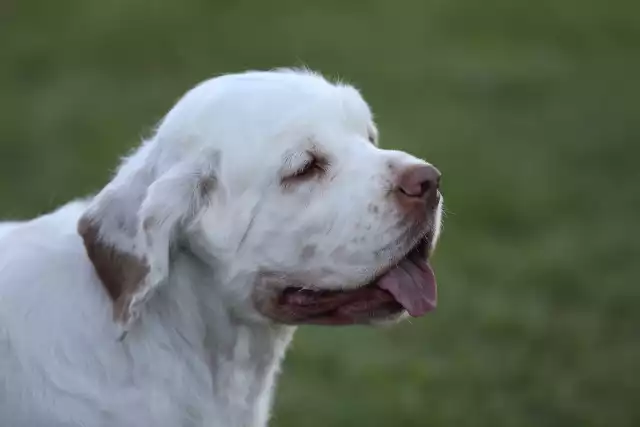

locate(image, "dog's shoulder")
[[0, 198, 107, 326], [0, 198, 90, 254]]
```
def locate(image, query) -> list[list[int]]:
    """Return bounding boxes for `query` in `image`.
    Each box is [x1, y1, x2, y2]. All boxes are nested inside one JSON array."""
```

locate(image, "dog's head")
[[79, 69, 443, 331]]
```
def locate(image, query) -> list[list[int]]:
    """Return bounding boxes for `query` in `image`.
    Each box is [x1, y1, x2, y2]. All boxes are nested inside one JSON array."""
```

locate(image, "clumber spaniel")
[[0, 69, 443, 427]]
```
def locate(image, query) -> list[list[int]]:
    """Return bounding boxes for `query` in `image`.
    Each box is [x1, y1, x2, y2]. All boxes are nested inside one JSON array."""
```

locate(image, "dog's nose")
[[397, 164, 441, 203]]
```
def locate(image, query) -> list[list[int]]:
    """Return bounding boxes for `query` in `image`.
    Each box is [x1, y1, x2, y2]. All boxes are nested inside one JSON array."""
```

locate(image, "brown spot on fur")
[[78, 217, 149, 323], [142, 216, 155, 232], [197, 175, 216, 198], [368, 203, 380, 214], [301, 244, 316, 260]]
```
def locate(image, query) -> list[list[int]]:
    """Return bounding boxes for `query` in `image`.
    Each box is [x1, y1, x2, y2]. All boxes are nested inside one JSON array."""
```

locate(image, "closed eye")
[[281, 153, 328, 185]]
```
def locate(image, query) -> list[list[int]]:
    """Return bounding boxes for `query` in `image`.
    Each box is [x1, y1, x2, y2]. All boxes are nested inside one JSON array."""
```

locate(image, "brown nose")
[[397, 164, 441, 202]]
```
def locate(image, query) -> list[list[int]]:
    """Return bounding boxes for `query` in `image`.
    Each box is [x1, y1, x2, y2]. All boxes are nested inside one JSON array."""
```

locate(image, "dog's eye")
[[282, 154, 327, 185], [291, 157, 323, 178]]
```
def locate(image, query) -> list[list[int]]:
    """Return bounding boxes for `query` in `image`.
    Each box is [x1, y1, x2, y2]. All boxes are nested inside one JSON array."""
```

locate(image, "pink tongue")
[[377, 258, 437, 317]]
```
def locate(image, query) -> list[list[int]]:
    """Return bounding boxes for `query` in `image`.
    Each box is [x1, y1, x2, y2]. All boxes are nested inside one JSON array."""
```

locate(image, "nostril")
[[398, 164, 441, 199], [420, 180, 432, 197]]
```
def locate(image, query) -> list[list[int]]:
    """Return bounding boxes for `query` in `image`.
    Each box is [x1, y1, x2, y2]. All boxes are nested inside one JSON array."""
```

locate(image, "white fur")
[[0, 222, 20, 239], [0, 69, 441, 427]]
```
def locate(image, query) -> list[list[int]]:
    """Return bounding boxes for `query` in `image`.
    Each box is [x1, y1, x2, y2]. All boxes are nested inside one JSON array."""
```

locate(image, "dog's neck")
[[204, 313, 295, 427], [148, 252, 296, 427]]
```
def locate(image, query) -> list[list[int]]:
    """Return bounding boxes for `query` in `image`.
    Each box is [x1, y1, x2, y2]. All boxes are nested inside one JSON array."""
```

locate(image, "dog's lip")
[[275, 237, 437, 324]]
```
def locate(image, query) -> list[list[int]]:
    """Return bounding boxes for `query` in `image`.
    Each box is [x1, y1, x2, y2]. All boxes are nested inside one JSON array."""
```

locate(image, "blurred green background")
[[1, 0, 639, 426]]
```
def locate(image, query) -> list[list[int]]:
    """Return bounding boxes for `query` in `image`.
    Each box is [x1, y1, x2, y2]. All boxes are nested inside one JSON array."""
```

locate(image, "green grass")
[[1, 0, 639, 426]]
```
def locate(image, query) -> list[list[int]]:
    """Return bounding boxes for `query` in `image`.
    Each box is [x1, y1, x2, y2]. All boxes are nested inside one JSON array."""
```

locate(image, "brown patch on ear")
[[78, 217, 149, 324]]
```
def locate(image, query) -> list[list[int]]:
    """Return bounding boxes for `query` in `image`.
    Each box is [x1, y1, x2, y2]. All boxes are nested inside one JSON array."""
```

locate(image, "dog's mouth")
[[273, 238, 437, 325]]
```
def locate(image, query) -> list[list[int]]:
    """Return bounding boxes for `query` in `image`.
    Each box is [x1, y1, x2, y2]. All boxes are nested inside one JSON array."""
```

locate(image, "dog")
[[0, 69, 443, 427]]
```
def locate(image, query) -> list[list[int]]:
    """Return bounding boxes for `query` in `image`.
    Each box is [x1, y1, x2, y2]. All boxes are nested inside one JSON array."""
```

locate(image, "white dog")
[[0, 69, 443, 427]]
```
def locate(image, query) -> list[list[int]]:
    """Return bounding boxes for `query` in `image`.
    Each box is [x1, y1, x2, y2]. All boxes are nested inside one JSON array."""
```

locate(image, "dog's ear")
[[78, 144, 220, 332]]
